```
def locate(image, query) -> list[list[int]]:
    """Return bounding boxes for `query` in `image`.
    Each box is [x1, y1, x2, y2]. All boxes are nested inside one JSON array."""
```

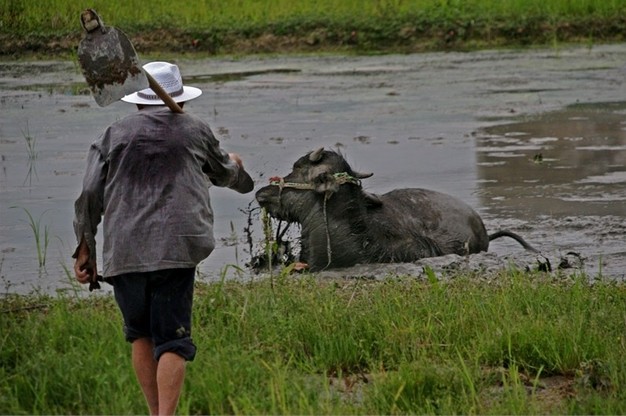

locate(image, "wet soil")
[[1, 44, 625, 294]]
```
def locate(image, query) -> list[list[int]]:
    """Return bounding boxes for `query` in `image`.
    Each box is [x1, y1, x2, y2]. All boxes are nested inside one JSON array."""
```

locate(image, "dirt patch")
[[326, 367, 579, 412], [481, 370, 577, 413]]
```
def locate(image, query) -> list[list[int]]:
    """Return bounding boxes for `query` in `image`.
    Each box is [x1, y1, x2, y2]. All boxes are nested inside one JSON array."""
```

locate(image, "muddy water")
[[475, 103, 626, 278], [1, 44, 625, 294]]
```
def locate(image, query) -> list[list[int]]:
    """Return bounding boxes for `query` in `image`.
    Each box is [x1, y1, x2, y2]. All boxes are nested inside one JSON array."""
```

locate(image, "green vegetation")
[[1, 4, 625, 412], [10, 207, 50, 269], [2, 270, 626, 414], [21, 122, 38, 186], [1, 0, 625, 56]]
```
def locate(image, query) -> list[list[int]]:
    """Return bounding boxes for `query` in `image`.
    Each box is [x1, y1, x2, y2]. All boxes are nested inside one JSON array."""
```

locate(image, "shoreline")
[[1, 19, 625, 59]]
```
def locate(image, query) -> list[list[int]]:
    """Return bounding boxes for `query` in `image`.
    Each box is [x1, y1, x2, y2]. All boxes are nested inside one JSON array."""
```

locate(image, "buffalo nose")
[[255, 186, 274, 205]]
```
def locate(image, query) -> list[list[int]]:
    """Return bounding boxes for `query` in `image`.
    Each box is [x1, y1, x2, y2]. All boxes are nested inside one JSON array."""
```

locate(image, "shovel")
[[77, 9, 183, 113]]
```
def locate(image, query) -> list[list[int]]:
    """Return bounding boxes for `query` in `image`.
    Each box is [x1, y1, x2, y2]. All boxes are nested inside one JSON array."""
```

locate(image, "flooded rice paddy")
[[1, 44, 625, 294]]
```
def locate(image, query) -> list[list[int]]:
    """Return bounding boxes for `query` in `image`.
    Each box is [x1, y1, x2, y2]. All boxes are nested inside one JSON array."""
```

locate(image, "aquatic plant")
[[22, 122, 37, 161], [11, 207, 50, 269], [21, 122, 38, 185]]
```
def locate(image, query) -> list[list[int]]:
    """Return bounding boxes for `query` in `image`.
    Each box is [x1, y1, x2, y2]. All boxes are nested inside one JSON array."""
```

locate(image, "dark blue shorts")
[[111, 268, 197, 362]]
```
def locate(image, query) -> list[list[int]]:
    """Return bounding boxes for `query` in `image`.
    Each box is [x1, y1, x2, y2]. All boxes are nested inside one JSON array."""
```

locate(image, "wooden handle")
[[145, 71, 184, 114]]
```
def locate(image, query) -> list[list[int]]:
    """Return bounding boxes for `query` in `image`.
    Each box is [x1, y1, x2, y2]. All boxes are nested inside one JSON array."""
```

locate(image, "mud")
[[1, 44, 625, 294]]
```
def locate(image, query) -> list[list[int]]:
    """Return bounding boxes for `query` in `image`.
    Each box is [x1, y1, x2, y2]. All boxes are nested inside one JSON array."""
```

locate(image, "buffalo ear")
[[363, 191, 383, 207], [309, 147, 324, 163], [313, 172, 340, 194]]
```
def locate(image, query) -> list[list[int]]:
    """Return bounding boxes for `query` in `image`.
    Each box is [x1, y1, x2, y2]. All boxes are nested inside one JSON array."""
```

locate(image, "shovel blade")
[[77, 26, 148, 106]]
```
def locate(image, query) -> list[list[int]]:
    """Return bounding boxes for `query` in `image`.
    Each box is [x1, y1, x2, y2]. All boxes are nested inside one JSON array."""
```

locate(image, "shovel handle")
[[145, 72, 184, 114]]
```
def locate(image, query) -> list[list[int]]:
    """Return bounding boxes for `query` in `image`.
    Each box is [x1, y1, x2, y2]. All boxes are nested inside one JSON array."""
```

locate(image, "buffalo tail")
[[488, 230, 540, 253]]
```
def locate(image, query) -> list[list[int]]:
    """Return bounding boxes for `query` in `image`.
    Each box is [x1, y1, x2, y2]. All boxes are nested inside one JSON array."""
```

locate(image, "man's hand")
[[73, 237, 98, 284], [228, 152, 254, 194], [229, 152, 243, 168]]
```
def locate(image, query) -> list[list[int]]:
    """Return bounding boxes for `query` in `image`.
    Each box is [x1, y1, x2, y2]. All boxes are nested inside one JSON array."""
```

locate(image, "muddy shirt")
[[73, 106, 253, 277]]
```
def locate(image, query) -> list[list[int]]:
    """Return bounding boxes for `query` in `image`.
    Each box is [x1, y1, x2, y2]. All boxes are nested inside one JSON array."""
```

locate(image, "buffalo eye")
[[313, 172, 339, 193], [293, 156, 311, 169]]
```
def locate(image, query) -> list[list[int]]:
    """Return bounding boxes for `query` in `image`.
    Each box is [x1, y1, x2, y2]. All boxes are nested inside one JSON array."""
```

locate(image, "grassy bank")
[[2, 270, 626, 414], [1, 0, 626, 57]]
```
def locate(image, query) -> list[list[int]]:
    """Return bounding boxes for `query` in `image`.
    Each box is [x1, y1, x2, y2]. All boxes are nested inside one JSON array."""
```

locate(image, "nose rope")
[[268, 172, 361, 269], [269, 176, 315, 190], [268, 172, 361, 189]]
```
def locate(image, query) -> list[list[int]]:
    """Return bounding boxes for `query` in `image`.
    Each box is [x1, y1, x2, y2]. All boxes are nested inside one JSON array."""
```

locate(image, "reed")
[[21, 122, 38, 185], [10, 207, 50, 269], [21, 122, 37, 161]]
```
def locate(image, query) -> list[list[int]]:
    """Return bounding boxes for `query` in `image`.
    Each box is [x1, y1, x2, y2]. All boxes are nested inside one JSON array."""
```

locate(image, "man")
[[73, 61, 254, 415]]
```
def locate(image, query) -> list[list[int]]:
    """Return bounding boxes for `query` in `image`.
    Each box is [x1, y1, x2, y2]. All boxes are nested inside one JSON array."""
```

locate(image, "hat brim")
[[121, 86, 202, 105]]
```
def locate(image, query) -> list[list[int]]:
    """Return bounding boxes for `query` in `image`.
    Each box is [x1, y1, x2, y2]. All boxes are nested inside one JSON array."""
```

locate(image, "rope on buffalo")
[[323, 191, 332, 269], [268, 172, 361, 190], [268, 172, 362, 269], [269, 176, 315, 190]]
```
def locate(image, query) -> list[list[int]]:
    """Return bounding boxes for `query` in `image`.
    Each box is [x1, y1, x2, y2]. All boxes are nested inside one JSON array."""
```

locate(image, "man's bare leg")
[[156, 352, 186, 415], [132, 338, 159, 415]]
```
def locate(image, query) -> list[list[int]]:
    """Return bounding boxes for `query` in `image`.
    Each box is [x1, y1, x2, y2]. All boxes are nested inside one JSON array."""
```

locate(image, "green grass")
[[2, 0, 622, 32], [2, 270, 626, 414], [1, 0, 626, 55], [10, 207, 50, 269]]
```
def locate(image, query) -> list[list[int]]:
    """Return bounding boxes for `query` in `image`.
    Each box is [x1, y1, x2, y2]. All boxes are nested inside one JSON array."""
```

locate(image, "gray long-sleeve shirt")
[[73, 106, 253, 277]]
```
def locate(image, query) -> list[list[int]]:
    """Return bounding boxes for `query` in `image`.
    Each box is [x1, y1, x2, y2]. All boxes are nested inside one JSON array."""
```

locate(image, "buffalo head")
[[255, 147, 376, 223]]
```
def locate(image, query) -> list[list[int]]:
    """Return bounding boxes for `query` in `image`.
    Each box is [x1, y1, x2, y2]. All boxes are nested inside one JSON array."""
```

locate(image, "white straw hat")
[[121, 61, 202, 105]]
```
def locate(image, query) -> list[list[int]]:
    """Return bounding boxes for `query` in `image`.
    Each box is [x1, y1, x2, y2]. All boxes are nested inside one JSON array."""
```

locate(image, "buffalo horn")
[[352, 171, 373, 179], [309, 147, 324, 162]]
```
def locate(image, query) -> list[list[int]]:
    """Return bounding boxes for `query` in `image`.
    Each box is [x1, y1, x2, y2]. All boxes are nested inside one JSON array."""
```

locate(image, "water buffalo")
[[255, 147, 538, 271]]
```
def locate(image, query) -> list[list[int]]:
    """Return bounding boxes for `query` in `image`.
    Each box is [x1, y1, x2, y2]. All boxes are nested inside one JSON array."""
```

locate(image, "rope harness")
[[268, 172, 361, 190], [268, 172, 362, 269]]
